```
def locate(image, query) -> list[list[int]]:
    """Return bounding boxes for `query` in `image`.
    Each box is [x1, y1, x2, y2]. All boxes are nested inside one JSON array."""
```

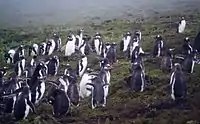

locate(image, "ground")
[[0, 8, 200, 124]]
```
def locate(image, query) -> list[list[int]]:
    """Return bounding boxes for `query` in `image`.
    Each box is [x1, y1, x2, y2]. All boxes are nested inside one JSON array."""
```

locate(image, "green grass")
[[1, 9, 200, 124]]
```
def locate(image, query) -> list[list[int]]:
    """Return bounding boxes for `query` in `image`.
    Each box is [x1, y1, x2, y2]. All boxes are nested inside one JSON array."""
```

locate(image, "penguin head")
[[184, 37, 190, 43], [174, 63, 182, 71]]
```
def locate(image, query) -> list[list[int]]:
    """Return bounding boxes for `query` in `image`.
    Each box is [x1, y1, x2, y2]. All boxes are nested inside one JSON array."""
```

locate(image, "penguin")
[[182, 50, 197, 73], [129, 37, 140, 59], [14, 56, 26, 77], [135, 30, 142, 42], [153, 35, 164, 57], [28, 62, 47, 105], [46, 83, 70, 117], [79, 68, 97, 99], [39, 42, 47, 55], [105, 42, 117, 65], [193, 31, 200, 52], [182, 37, 193, 55], [161, 49, 173, 73], [91, 32, 103, 56], [67, 76, 80, 106], [170, 63, 187, 101], [5, 49, 16, 64], [129, 63, 146, 92], [79, 34, 91, 55], [3, 74, 22, 114], [86, 76, 109, 109], [45, 39, 56, 55], [65, 33, 76, 58], [120, 31, 132, 52], [2, 85, 36, 121], [99, 64, 112, 98], [46, 56, 59, 76], [29, 43, 39, 56], [131, 45, 144, 64], [177, 17, 186, 33], [77, 55, 88, 77], [53, 33, 62, 51], [75, 29, 84, 50], [14, 45, 25, 64]]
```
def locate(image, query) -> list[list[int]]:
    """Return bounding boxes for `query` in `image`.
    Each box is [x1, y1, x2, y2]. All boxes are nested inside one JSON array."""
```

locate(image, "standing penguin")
[[79, 35, 91, 55], [135, 30, 142, 42], [75, 29, 84, 50], [182, 37, 193, 55], [129, 63, 146, 92], [161, 49, 173, 73], [169, 63, 187, 101], [67, 76, 80, 107], [193, 31, 200, 52], [39, 42, 47, 55], [182, 50, 197, 73], [5, 49, 16, 64], [45, 39, 56, 55], [77, 55, 88, 77], [29, 43, 39, 56], [106, 42, 117, 65], [46, 56, 60, 76], [86, 76, 109, 109], [46, 84, 70, 117], [177, 17, 186, 33], [53, 33, 62, 52], [120, 31, 132, 53], [2, 85, 36, 121], [91, 32, 103, 56], [14, 56, 26, 77], [153, 35, 164, 57], [65, 33, 76, 59]]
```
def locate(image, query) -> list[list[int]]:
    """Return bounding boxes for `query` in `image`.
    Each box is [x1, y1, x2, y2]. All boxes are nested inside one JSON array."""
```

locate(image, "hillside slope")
[[0, 9, 200, 124]]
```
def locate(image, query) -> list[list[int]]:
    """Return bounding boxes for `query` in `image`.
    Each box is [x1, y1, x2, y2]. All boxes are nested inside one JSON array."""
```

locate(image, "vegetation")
[[0, 8, 200, 124]]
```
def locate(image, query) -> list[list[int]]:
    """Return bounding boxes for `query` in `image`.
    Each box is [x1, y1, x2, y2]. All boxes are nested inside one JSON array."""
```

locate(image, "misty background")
[[0, 0, 199, 27]]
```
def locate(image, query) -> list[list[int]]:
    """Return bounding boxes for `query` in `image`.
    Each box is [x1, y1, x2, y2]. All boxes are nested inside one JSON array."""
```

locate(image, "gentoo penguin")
[[170, 63, 187, 101], [65, 33, 76, 58], [67, 76, 80, 106], [177, 17, 186, 33], [45, 39, 56, 55], [153, 35, 164, 57], [5, 49, 16, 64], [135, 30, 142, 42], [46, 85, 70, 117], [86, 76, 109, 109], [91, 32, 103, 56], [79, 68, 97, 99], [2, 85, 36, 121], [182, 37, 193, 55], [77, 55, 88, 77], [39, 42, 47, 55], [120, 31, 132, 52], [182, 50, 197, 73], [75, 29, 84, 50], [53, 33, 62, 51], [46, 56, 59, 76], [12, 45, 25, 64], [161, 49, 173, 73], [29, 43, 39, 56], [14, 56, 26, 77], [193, 31, 200, 52], [105, 42, 117, 65], [129, 63, 146, 92]]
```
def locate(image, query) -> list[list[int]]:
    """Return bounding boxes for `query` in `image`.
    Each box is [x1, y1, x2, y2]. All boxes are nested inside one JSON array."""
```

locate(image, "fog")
[[0, 0, 199, 27]]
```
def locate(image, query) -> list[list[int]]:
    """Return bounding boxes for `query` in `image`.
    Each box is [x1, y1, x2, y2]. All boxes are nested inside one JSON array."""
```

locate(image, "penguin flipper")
[[27, 99, 36, 114]]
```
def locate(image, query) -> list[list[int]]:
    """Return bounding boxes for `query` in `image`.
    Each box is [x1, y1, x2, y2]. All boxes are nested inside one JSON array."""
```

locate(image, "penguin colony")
[[0, 17, 198, 121]]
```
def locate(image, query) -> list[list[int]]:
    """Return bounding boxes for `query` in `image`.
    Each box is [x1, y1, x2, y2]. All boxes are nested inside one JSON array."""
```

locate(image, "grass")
[[0, 8, 200, 124]]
